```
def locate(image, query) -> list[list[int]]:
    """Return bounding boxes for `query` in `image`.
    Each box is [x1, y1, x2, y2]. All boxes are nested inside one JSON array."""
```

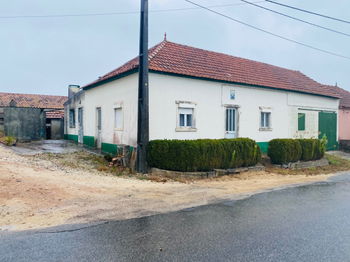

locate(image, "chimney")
[[68, 85, 81, 98]]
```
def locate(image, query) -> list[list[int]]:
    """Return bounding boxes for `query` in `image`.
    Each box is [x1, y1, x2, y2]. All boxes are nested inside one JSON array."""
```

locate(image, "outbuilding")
[[0, 92, 67, 141], [64, 40, 340, 154]]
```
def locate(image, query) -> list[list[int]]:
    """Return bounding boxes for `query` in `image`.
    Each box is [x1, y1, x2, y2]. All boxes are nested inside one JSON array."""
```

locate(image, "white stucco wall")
[[64, 91, 85, 137], [83, 74, 138, 147], [65, 72, 339, 148], [287, 93, 339, 139], [149, 73, 339, 143]]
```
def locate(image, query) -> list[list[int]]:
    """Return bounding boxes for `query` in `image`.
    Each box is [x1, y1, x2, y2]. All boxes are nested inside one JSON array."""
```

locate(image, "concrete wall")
[[339, 109, 350, 140], [3, 107, 46, 141], [0, 108, 4, 134]]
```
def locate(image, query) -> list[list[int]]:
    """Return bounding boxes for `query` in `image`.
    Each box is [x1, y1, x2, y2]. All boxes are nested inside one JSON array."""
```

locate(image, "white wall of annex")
[[65, 92, 85, 136], [288, 93, 339, 139], [84, 74, 138, 147]]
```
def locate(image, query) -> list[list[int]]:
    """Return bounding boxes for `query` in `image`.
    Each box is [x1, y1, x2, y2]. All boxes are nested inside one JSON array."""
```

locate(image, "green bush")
[[298, 138, 325, 161], [268, 138, 326, 164], [147, 138, 261, 172], [268, 139, 302, 164], [0, 136, 17, 146]]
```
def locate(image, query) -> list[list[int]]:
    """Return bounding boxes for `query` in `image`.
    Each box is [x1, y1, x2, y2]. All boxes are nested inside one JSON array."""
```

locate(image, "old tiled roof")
[[84, 40, 340, 98], [332, 86, 350, 108], [0, 92, 67, 109], [46, 110, 65, 119]]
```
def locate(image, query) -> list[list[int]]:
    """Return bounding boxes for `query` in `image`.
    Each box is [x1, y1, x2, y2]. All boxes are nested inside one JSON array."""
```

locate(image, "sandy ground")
[[0, 145, 336, 231]]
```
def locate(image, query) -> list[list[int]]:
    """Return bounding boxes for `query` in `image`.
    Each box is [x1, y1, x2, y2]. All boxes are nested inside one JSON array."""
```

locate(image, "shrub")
[[298, 138, 325, 161], [147, 138, 261, 172], [0, 136, 17, 146], [268, 139, 302, 164], [268, 138, 326, 164]]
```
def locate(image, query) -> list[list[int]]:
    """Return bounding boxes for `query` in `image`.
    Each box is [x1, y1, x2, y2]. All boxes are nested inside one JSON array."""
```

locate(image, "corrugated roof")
[[84, 40, 341, 99]]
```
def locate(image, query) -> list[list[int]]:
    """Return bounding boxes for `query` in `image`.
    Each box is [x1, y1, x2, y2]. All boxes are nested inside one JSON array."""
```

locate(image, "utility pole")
[[136, 0, 149, 173]]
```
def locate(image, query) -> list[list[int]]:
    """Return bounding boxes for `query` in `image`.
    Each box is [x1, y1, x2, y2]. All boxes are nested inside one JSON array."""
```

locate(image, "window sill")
[[259, 127, 272, 132], [114, 128, 124, 132], [175, 127, 197, 132]]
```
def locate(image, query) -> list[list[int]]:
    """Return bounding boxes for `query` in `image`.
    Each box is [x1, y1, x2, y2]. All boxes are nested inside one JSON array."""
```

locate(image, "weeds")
[[265, 153, 350, 176]]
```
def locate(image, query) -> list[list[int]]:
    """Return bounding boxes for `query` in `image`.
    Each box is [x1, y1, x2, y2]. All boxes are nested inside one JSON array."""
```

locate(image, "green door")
[[318, 111, 337, 150]]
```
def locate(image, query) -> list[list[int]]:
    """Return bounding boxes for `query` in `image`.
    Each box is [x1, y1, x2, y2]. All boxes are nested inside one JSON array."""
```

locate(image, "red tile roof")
[[0, 92, 67, 109], [333, 86, 350, 108], [83, 40, 340, 98], [46, 110, 65, 119]]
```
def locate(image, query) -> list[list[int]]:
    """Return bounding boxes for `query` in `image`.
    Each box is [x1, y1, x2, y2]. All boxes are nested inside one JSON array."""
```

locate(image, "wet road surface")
[[2, 174, 350, 262]]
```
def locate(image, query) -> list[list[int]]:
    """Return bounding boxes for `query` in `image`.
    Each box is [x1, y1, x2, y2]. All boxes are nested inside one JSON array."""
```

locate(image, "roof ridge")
[[0, 92, 66, 98], [148, 40, 168, 62]]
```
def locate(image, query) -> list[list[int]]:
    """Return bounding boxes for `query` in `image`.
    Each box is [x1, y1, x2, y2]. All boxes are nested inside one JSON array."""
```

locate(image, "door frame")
[[96, 107, 102, 148], [78, 107, 84, 144], [225, 106, 239, 138]]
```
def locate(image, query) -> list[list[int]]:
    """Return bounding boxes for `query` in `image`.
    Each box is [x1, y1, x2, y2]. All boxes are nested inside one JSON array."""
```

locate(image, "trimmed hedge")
[[268, 139, 302, 164], [297, 139, 325, 161], [268, 138, 326, 164], [147, 138, 261, 172]]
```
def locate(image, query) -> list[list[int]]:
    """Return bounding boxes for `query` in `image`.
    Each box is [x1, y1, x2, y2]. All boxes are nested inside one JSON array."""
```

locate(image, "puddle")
[[10, 140, 81, 155]]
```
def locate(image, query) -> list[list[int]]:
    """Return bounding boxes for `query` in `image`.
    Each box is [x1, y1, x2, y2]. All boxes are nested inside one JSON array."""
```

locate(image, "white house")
[[64, 40, 340, 154]]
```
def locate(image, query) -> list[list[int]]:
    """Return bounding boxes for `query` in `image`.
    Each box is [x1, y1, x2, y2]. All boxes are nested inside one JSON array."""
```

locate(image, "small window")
[[69, 109, 75, 128], [260, 112, 271, 129], [114, 107, 123, 130], [179, 108, 194, 128], [298, 113, 306, 131], [230, 89, 236, 100]]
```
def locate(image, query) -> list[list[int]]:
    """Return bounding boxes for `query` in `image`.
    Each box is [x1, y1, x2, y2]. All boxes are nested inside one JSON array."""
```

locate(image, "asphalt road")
[[2, 174, 350, 262]]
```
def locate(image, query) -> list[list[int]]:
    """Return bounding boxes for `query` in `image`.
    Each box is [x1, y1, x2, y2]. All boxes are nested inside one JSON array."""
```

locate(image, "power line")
[[184, 0, 350, 60], [0, 1, 265, 19], [240, 0, 350, 38], [266, 0, 350, 25]]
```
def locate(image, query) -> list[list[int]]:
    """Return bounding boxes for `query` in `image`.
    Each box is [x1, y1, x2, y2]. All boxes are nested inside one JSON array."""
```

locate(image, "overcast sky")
[[1, 0, 349, 96]]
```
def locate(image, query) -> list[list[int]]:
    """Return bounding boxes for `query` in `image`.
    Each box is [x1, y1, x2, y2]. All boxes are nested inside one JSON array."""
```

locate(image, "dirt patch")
[[0, 145, 345, 231]]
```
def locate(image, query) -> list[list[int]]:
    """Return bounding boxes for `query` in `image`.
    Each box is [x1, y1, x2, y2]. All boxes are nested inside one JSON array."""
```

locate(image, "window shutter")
[[298, 113, 306, 131]]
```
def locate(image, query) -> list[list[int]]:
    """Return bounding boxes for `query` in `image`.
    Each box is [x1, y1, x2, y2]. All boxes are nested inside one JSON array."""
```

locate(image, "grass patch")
[[265, 153, 350, 176]]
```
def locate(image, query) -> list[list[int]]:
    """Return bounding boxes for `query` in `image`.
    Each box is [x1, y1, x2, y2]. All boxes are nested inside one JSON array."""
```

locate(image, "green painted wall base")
[[83, 136, 95, 148], [257, 142, 269, 154], [101, 143, 118, 155], [64, 134, 78, 143]]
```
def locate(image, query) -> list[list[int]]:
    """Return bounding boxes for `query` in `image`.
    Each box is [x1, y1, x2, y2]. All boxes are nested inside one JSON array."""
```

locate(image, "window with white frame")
[[114, 107, 123, 130], [260, 112, 271, 129], [179, 108, 193, 128]]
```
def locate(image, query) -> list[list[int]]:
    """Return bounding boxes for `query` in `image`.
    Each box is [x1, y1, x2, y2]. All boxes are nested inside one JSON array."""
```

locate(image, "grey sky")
[[1, 0, 349, 96]]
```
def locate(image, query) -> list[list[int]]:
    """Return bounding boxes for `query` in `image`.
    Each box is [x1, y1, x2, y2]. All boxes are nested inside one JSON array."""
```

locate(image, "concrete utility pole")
[[136, 0, 149, 173]]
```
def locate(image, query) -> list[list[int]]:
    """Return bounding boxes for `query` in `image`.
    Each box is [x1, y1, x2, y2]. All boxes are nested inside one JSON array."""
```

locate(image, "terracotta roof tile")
[[0, 92, 67, 109], [332, 86, 350, 108], [84, 40, 340, 98], [46, 110, 65, 119]]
